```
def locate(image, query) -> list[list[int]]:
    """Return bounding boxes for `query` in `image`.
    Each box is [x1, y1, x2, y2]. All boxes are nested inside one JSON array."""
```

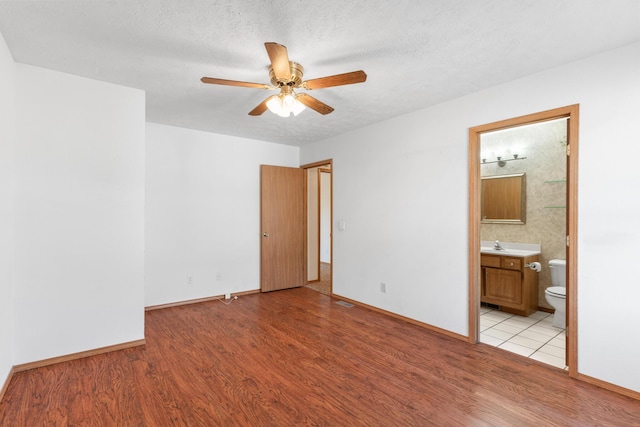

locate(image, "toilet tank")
[[549, 259, 566, 287]]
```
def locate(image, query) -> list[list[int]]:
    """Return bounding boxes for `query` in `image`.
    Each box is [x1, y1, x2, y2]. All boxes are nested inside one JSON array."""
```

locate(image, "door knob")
[[263, 232, 269, 237]]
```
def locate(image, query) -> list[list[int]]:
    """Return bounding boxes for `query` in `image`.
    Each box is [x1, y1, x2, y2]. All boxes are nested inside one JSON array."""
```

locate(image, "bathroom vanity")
[[480, 243, 540, 317]]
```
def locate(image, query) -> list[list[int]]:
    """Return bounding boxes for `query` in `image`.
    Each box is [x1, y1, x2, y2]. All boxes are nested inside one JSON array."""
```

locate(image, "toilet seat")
[[546, 286, 566, 298]]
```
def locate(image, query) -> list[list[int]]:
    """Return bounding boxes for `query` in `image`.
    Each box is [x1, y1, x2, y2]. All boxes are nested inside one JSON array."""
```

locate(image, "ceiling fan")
[[201, 42, 367, 117]]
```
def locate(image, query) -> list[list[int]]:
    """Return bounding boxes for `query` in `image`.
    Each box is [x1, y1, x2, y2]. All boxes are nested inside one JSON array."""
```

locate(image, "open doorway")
[[478, 118, 568, 368], [468, 105, 579, 377], [302, 160, 332, 295]]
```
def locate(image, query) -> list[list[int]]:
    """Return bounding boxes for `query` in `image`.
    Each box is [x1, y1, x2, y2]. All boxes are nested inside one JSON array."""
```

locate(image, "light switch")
[[338, 221, 346, 231]]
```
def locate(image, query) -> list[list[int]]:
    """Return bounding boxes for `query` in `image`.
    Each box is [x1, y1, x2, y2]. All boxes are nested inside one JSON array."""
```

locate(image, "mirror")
[[481, 173, 526, 224]]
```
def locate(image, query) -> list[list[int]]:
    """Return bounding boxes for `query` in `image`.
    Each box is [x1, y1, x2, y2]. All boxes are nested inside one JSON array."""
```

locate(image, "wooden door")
[[260, 165, 305, 292]]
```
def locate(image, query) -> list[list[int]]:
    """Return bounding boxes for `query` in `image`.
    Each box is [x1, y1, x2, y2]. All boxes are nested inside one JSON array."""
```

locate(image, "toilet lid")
[[546, 286, 566, 297]]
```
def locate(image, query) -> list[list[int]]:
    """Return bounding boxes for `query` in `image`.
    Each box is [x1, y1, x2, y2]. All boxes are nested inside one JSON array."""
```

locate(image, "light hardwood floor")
[[1, 287, 638, 425]]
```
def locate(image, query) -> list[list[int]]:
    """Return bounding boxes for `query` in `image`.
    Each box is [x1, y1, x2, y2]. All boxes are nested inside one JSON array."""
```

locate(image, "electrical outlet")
[[225, 292, 231, 300], [216, 273, 222, 281], [380, 282, 387, 293], [187, 276, 193, 284]]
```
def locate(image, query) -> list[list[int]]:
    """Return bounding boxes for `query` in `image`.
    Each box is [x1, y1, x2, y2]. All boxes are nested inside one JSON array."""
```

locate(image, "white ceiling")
[[0, 1, 638, 146]]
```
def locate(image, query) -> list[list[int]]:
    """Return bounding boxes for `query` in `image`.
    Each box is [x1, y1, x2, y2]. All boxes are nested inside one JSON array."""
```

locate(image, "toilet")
[[544, 259, 566, 329]]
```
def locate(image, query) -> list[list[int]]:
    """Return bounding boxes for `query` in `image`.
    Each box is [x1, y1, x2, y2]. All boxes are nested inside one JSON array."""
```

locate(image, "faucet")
[[494, 240, 505, 250]]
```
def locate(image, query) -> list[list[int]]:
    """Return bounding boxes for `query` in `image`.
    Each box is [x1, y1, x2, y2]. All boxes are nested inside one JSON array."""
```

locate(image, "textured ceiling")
[[0, 1, 638, 146]]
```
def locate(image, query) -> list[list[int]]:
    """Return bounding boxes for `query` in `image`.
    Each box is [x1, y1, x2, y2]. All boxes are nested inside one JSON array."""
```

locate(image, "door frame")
[[468, 105, 579, 377], [301, 159, 333, 294]]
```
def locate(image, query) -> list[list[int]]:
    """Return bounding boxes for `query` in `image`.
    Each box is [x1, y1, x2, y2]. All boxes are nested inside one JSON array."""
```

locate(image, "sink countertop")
[[480, 241, 541, 257]]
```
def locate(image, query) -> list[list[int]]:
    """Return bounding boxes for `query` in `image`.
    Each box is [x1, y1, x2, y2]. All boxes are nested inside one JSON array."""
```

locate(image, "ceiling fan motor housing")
[[269, 61, 304, 87]]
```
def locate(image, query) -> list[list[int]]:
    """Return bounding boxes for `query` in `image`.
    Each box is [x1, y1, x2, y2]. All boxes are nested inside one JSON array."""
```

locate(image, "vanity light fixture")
[[481, 154, 527, 167]]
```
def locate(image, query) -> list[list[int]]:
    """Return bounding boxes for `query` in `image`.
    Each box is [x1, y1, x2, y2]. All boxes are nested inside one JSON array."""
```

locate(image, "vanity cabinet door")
[[483, 268, 522, 307]]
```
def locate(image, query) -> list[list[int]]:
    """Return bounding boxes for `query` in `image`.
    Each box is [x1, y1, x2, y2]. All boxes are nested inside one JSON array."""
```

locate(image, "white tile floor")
[[480, 305, 567, 369]]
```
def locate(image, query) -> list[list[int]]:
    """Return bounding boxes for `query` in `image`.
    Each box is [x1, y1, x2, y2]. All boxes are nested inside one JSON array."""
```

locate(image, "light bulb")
[[282, 94, 295, 109]]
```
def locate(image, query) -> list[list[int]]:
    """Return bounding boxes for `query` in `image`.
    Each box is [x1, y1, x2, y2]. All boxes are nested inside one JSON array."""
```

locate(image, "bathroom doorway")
[[468, 105, 579, 376], [302, 160, 333, 295]]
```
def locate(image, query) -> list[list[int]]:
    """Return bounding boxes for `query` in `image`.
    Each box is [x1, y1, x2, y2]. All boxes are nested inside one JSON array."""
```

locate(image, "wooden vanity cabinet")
[[481, 253, 539, 316]]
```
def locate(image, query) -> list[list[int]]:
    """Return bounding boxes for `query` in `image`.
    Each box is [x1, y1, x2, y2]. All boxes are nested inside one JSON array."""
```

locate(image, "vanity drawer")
[[501, 257, 522, 270], [481, 255, 501, 268]]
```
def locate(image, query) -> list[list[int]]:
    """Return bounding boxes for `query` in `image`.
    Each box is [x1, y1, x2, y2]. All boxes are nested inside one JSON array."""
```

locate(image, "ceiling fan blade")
[[296, 93, 334, 115], [265, 42, 291, 81], [302, 70, 367, 90], [248, 96, 276, 116], [201, 77, 271, 90]]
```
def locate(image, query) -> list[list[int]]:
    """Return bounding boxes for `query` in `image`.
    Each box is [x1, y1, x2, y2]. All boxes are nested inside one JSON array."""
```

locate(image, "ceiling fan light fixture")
[[266, 91, 306, 117]]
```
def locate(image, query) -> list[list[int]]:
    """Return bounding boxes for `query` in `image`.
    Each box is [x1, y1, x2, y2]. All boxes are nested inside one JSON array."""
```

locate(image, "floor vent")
[[335, 301, 354, 308]]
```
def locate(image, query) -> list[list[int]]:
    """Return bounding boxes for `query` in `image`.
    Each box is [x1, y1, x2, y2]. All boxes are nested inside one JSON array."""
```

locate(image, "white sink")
[[480, 241, 541, 257], [481, 247, 540, 257]]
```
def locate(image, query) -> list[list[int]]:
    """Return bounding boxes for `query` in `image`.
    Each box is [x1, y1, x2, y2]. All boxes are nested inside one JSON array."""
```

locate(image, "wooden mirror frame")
[[481, 173, 526, 224]]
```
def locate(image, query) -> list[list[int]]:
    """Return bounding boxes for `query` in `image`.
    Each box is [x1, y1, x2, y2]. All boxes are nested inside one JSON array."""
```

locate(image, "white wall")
[[145, 123, 299, 307], [0, 30, 16, 386], [307, 168, 319, 280], [320, 171, 331, 263], [301, 42, 640, 392], [13, 64, 146, 363]]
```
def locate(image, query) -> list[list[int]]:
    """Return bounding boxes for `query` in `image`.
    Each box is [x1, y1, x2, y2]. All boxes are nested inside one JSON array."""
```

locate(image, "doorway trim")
[[468, 105, 579, 377], [301, 159, 333, 295]]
